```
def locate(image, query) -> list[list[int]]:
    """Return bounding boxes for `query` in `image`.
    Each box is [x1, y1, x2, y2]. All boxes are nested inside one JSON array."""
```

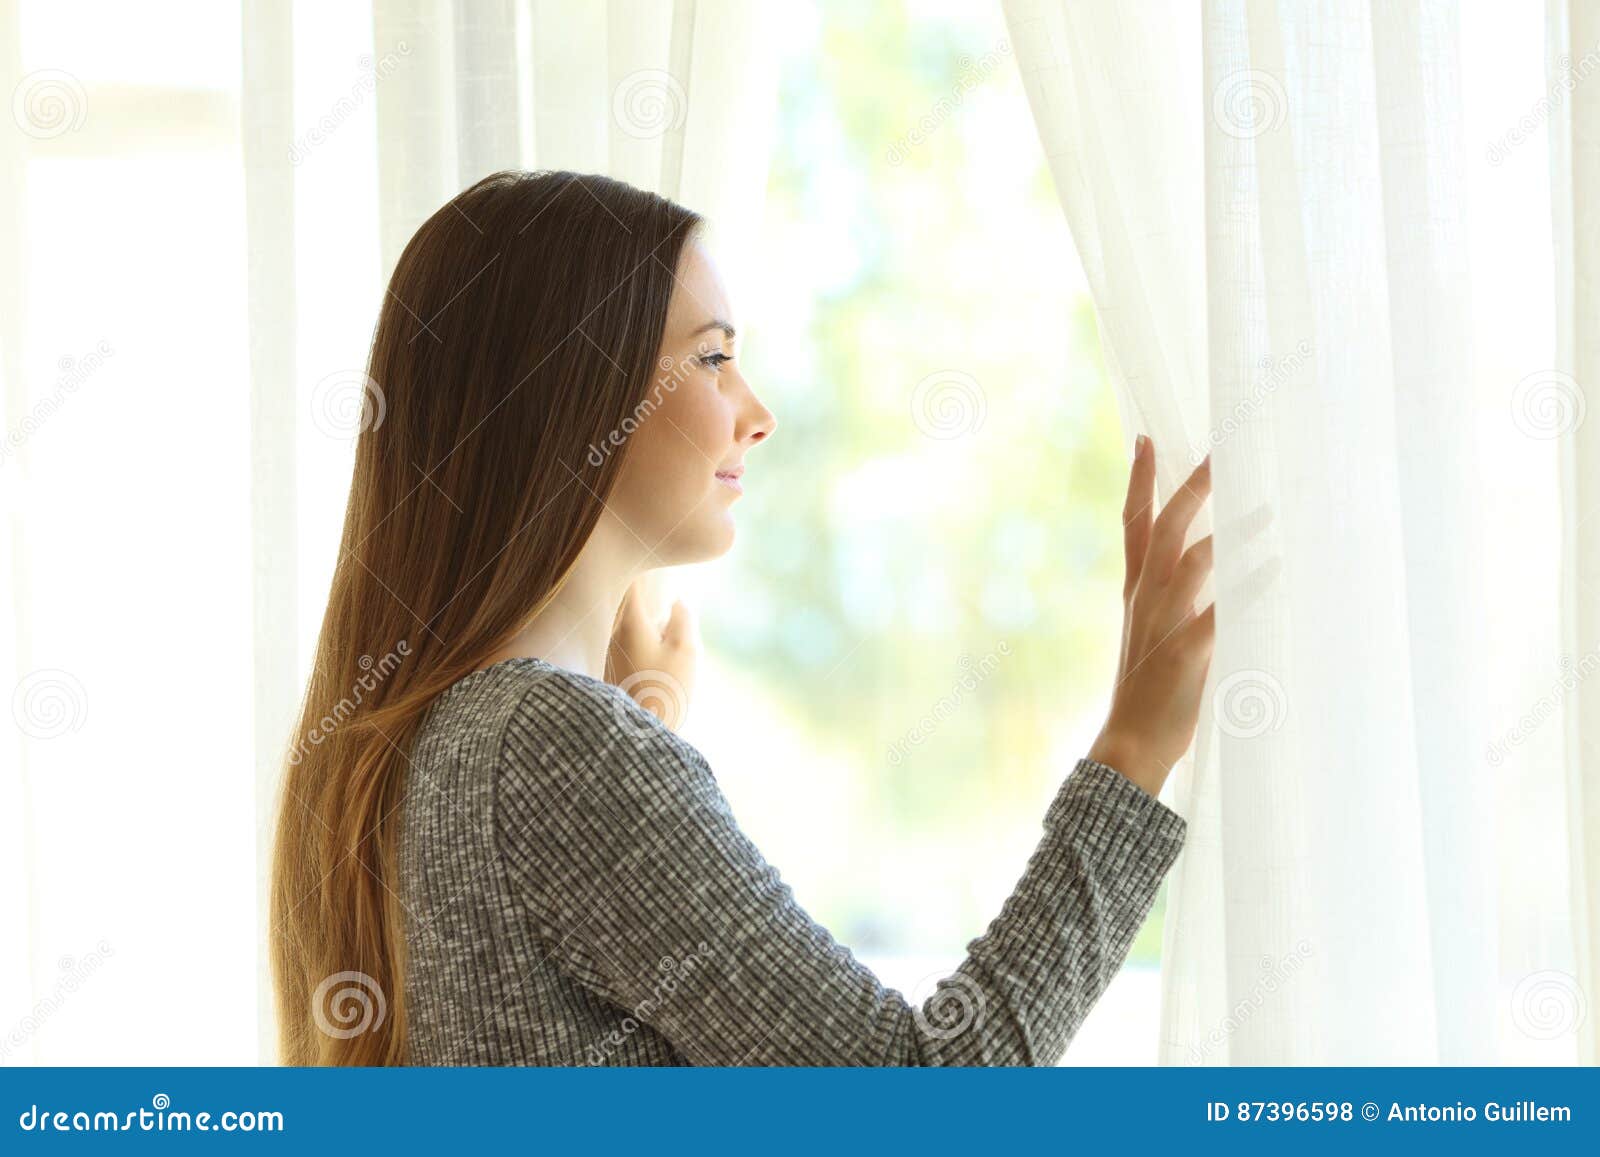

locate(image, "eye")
[[698, 351, 733, 371]]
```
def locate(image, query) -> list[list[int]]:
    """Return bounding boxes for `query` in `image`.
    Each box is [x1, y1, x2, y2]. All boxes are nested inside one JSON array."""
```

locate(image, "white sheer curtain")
[[0, 0, 773, 1065], [1004, 0, 1597, 1064]]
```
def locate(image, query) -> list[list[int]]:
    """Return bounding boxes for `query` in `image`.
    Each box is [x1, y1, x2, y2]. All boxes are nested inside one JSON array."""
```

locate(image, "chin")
[[691, 512, 732, 563], [704, 516, 737, 559], [661, 514, 737, 565]]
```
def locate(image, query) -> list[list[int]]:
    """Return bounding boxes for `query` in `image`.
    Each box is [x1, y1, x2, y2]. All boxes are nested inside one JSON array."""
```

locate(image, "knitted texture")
[[397, 657, 1186, 1065]]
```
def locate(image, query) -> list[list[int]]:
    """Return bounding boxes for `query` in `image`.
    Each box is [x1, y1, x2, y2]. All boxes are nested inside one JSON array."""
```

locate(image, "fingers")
[[1122, 435, 1156, 601], [1217, 554, 1282, 617], [1164, 534, 1213, 618], [1182, 601, 1216, 667], [612, 580, 650, 645], [662, 597, 698, 648], [1147, 454, 1211, 584]]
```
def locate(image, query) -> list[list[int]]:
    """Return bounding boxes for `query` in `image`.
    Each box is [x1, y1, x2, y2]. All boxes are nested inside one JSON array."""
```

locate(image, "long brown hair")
[[270, 170, 702, 1065]]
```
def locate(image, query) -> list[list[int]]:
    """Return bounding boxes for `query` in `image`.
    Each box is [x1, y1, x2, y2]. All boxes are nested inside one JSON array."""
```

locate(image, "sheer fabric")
[[1005, 0, 1598, 1064]]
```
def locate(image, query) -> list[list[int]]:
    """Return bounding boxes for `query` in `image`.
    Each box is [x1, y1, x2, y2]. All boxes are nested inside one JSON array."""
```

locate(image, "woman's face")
[[605, 240, 776, 566]]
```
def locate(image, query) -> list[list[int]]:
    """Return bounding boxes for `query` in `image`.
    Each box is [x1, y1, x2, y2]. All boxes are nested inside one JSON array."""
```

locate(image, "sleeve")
[[493, 673, 1187, 1066]]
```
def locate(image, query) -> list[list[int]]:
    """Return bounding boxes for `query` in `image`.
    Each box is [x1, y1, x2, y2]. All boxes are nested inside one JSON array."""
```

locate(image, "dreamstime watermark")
[[1189, 341, 1311, 463], [1211, 668, 1289, 740], [11, 668, 89, 740], [1487, 40, 1600, 166], [1187, 939, 1313, 1063], [287, 640, 411, 765], [0, 940, 114, 1062], [907, 970, 987, 1041], [11, 69, 86, 140], [886, 40, 1011, 165], [310, 371, 388, 438], [18, 1094, 284, 1134], [910, 370, 986, 439], [887, 642, 1011, 766], [1212, 68, 1288, 140], [289, 44, 412, 165], [0, 340, 114, 467], [584, 353, 703, 469], [1485, 648, 1600, 767], [612, 69, 687, 140], [582, 942, 714, 1065], [312, 971, 388, 1039], [1510, 369, 1586, 439], [310, 369, 387, 438], [611, 668, 689, 737], [1509, 970, 1588, 1041]]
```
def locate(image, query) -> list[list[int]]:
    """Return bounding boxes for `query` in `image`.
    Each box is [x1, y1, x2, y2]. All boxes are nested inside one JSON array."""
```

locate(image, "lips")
[[715, 466, 744, 494]]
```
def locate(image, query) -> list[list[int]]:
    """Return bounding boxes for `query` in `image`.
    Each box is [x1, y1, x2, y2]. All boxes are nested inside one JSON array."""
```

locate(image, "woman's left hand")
[[606, 577, 699, 731]]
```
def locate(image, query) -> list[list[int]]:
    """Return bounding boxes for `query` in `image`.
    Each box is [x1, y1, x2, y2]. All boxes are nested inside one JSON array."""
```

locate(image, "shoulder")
[[480, 658, 719, 816], [498, 659, 705, 761]]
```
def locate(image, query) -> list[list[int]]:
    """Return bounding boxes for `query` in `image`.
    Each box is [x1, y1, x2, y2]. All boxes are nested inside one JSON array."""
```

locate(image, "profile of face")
[[603, 240, 777, 566]]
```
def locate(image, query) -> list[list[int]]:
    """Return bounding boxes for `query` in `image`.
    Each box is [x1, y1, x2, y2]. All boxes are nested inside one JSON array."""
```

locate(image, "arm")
[[494, 673, 1185, 1066]]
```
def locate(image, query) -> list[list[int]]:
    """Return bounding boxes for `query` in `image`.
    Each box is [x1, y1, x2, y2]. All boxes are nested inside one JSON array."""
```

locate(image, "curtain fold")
[[1552, 0, 1600, 1067], [371, 0, 777, 286], [1006, 0, 1595, 1064], [0, 0, 37, 1065], [240, 0, 299, 1067]]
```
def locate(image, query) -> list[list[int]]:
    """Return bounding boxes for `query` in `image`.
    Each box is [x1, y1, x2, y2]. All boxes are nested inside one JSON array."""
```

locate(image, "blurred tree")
[[717, 0, 1165, 965]]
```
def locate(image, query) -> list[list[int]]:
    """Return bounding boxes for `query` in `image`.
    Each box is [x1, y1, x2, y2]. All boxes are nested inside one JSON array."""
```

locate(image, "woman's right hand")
[[1087, 437, 1216, 798], [606, 576, 699, 731]]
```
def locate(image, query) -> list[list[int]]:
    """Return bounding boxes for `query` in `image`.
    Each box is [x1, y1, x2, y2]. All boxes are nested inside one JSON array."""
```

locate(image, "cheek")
[[647, 381, 729, 476], [612, 385, 726, 515], [664, 379, 729, 450]]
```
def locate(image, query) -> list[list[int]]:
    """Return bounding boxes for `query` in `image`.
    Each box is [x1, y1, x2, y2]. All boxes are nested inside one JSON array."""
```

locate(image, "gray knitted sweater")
[[397, 656, 1186, 1066]]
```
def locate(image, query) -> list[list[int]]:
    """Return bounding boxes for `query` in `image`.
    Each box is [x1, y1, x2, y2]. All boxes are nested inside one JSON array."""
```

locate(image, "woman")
[[270, 170, 1215, 1066]]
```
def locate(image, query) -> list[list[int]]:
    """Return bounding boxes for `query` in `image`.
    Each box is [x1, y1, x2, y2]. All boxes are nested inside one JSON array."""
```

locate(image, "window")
[[675, 0, 1160, 1063]]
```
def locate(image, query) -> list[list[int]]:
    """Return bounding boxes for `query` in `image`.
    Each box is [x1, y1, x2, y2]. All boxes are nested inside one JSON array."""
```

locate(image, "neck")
[[482, 514, 649, 680]]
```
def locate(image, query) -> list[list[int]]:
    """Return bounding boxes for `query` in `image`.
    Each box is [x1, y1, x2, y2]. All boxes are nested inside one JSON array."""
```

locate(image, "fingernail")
[[1135, 433, 1149, 460]]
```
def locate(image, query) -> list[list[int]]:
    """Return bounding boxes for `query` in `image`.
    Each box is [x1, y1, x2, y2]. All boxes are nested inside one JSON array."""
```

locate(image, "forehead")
[[665, 239, 733, 337]]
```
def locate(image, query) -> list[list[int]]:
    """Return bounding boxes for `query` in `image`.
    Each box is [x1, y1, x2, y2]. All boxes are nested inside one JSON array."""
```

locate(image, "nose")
[[739, 379, 777, 446]]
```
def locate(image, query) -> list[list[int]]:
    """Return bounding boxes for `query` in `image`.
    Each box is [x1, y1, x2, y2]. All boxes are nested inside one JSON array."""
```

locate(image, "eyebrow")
[[690, 319, 737, 340]]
